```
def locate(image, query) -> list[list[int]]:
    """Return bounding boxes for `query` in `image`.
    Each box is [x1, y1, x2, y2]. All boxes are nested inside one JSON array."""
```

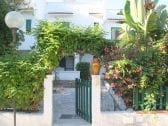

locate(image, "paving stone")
[[53, 88, 91, 126]]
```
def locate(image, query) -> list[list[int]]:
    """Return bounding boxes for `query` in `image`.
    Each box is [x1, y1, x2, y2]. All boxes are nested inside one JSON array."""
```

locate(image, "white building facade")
[[18, 0, 123, 80]]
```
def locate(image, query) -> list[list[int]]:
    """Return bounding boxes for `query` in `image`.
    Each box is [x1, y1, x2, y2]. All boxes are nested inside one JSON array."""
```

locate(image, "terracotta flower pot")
[[91, 57, 101, 75]]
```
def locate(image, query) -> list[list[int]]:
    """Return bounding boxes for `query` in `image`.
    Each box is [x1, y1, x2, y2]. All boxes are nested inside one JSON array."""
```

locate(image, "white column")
[[74, 53, 80, 70], [43, 74, 54, 126], [92, 75, 101, 126]]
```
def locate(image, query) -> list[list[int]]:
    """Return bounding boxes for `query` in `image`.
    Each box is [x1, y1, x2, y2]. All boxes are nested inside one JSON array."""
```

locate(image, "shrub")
[[76, 62, 90, 80], [104, 59, 141, 107], [0, 54, 46, 111]]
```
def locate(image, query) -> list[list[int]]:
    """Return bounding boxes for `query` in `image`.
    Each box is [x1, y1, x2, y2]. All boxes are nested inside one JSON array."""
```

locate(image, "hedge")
[[0, 54, 46, 111]]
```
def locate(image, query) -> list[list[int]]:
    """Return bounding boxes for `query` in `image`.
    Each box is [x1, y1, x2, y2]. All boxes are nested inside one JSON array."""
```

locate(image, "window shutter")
[[26, 19, 32, 32]]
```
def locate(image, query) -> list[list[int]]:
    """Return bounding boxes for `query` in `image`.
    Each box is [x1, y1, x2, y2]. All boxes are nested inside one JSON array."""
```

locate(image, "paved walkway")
[[53, 88, 91, 126]]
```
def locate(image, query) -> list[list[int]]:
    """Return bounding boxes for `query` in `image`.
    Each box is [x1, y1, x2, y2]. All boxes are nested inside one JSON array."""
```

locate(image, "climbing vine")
[[33, 21, 110, 70]]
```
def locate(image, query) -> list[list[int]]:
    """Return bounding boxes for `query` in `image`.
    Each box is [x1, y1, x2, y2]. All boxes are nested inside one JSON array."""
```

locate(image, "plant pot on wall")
[[91, 56, 101, 75]]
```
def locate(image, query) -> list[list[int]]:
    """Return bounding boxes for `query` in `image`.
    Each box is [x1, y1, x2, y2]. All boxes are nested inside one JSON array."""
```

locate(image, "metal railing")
[[133, 86, 168, 110]]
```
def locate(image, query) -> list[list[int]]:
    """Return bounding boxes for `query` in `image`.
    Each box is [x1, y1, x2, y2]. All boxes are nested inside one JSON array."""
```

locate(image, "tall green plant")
[[119, 0, 168, 45]]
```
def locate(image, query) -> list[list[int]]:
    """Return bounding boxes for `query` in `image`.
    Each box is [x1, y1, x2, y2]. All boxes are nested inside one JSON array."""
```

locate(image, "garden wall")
[[92, 75, 168, 126], [0, 74, 54, 126]]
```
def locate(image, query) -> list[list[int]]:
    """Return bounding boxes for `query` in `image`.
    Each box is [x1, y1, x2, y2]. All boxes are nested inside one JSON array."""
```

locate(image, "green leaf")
[[124, 0, 138, 29], [144, 11, 157, 37]]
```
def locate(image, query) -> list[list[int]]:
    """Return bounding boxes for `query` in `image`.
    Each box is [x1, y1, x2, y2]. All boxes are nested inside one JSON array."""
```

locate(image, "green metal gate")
[[75, 79, 92, 123]]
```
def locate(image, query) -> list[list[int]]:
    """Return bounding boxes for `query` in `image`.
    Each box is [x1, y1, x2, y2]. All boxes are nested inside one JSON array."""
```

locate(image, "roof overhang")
[[48, 12, 74, 15], [89, 12, 103, 18]]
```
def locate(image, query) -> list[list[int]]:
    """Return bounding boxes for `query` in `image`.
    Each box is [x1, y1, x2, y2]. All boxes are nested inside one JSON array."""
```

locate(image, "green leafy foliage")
[[0, 0, 12, 55], [0, 54, 46, 111], [33, 21, 109, 70], [120, 0, 168, 44], [76, 62, 90, 80], [142, 92, 157, 111]]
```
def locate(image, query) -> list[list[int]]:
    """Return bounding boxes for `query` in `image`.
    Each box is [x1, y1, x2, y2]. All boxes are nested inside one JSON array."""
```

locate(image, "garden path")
[[53, 86, 91, 126]]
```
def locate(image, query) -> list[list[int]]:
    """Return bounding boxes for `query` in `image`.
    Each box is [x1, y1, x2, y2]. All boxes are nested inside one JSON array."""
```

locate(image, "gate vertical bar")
[[89, 80, 92, 123], [166, 87, 168, 110], [133, 87, 139, 110], [83, 80, 86, 119], [75, 79, 77, 114], [86, 80, 89, 122], [79, 79, 81, 116], [141, 89, 145, 110], [159, 86, 163, 109], [81, 80, 84, 118]]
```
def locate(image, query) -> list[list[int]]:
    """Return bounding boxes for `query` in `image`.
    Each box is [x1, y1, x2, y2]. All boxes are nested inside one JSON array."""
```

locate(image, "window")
[[26, 19, 32, 32], [59, 56, 74, 71], [111, 27, 121, 40], [65, 56, 74, 71]]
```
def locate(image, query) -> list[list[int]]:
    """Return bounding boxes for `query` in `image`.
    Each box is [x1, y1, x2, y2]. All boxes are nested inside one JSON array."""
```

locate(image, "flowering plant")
[[101, 45, 142, 107], [104, 59, 142, 107]]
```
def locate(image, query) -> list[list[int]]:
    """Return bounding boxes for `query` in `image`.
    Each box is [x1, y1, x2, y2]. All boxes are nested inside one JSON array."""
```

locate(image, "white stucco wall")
[[18, 11, 37, 50], [18, 34, 35, 50], [81, 54, 93, 63]]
